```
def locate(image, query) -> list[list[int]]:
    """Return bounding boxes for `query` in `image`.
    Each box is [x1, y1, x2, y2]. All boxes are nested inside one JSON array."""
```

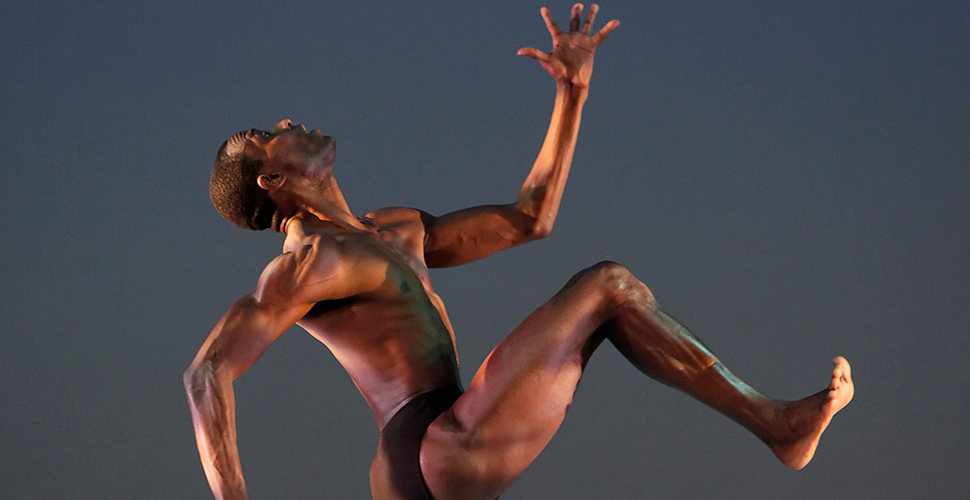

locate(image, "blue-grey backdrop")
[[1, 1, 967, 498]]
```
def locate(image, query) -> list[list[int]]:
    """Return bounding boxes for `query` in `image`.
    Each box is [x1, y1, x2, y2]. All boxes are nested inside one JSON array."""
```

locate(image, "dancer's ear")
[[257, 173, 285, 191]]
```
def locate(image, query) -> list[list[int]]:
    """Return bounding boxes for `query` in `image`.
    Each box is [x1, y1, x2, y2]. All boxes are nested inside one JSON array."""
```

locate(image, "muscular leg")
[[421, 262, 853, 500]]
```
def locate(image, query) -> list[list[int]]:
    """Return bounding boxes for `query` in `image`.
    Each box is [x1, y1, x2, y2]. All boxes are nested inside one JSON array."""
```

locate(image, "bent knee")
[[574, 261, 656, 308]]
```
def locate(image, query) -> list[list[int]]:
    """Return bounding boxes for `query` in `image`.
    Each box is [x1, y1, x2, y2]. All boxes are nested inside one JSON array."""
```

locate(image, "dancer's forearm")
[[514, 82, 588, 236], [184, 362, 249, 500]]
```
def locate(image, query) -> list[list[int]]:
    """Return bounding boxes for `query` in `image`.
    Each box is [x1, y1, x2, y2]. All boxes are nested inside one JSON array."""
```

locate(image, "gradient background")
[[2, 1, 968, 498]]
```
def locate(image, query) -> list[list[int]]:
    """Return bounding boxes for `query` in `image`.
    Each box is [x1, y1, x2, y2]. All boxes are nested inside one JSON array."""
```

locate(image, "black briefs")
[[379, 385, 463, 500]]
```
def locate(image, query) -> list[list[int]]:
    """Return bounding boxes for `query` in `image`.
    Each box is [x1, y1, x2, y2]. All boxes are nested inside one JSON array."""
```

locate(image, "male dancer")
[[185, 5, 853, 500]]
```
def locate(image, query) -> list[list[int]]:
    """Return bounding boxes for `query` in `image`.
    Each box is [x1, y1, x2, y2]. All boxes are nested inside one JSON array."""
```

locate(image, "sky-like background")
[[2, 1, 968, 499]]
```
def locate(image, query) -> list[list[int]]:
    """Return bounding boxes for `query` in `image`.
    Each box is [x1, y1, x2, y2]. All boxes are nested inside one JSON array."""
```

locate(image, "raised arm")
[[423, 4, 618, 268], [515, 4, 619, 227]]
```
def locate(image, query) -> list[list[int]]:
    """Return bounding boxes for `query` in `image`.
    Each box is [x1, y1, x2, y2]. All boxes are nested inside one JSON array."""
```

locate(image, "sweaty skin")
[[185, 5, 853, 500]]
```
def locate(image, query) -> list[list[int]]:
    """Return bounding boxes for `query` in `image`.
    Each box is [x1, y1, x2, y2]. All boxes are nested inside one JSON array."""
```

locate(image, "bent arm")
[[184, 240, 389, 499], [423, 5, 617, 268], [183, 296, 297, 500], [423, 84, 587, 268]]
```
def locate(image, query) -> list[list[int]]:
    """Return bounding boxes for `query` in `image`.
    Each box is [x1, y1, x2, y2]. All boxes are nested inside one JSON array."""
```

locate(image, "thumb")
[[517, 47, 548, 62]]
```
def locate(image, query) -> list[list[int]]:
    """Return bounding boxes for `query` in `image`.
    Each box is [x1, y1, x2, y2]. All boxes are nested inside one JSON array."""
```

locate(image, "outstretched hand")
[[518, 4, 619, 88]]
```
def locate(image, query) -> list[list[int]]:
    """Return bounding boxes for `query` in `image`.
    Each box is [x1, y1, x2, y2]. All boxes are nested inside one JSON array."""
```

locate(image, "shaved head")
[[209, 132, 283, 231]]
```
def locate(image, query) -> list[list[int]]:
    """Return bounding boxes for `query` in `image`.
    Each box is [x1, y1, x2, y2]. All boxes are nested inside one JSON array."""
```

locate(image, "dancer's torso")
[[286, 209, 460, 428]]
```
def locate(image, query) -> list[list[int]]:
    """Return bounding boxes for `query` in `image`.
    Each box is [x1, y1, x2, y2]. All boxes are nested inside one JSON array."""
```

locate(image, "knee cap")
[[591, 261, 656, 305]]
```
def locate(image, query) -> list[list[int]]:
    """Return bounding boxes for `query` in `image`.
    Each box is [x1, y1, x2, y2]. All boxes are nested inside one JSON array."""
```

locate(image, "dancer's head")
[[210, 119, 336, 231]]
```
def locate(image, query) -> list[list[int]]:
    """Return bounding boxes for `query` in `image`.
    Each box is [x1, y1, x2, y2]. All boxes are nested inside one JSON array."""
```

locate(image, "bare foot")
[[769, 356, 854, 470]]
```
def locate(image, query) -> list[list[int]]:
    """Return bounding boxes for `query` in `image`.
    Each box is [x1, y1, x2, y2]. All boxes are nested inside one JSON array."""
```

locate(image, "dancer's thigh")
[[421, 263, 631, 500]]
